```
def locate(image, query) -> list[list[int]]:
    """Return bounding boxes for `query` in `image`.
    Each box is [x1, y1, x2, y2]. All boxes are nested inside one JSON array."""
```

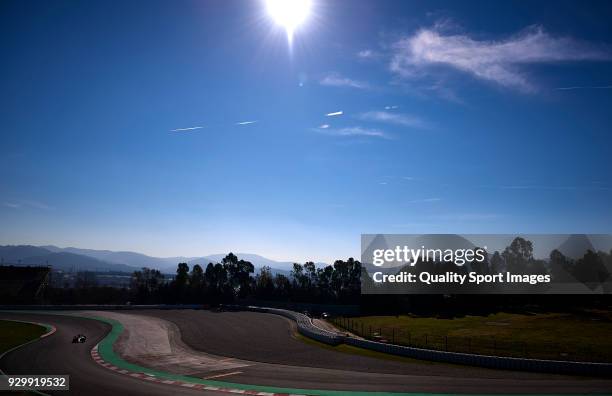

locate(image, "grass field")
[[329, 310, 612, 362], [0, 320, 47, 354]]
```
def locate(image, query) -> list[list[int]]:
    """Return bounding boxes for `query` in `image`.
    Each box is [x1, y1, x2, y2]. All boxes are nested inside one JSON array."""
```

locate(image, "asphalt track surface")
[[0, 312, 227, 396], [136, 310, 612, 393], [1, 310, 612, 395]]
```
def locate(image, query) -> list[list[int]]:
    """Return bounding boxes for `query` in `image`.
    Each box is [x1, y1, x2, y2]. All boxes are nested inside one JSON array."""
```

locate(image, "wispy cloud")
[[325, 111, 343, 117], [384, 105, 399, 110], [170, 126, 204, 132], [556, 85, 612, 90], [498, 184, 611, 191], [319, 124, 330, 129], [406, 197, 441, 204], [316, 126, 389, 139], [359, 111, 429, 129], [431, 213, 501, 221], [391, 25, 612, 92], [236, 120, 257, 125], [3, 200, 51, 210], [320, 73, 369, 89]]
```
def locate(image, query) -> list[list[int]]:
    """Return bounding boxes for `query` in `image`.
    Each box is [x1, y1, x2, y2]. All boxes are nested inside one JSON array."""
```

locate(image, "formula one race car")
[[72, 334, 87, 343]]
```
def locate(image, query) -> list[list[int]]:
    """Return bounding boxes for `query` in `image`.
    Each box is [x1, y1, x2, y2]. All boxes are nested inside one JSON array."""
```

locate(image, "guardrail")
[[344, 336, 612, 376], [228, 305, 612, 376]]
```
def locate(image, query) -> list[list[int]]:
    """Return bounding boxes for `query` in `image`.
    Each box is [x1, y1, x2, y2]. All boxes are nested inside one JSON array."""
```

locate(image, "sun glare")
[[266, 0, 312, 44]]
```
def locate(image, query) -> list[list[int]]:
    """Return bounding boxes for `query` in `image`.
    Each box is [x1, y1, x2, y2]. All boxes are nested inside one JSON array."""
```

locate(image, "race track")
[[0, 312, 227, 396], [2, 310, 612, 395], [136, 309, 612, 393]]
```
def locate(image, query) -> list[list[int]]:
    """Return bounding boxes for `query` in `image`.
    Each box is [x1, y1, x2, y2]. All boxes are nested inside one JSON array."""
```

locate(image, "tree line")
[[128, 253, 361, 304], [30, 238, 612, 314]]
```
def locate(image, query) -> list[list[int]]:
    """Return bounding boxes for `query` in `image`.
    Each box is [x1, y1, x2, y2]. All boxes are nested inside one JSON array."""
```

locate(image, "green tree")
[[255, 266, 275, 299], [273, 273, 291, 299], [190, 264, 205, 301], [304, 261, 317, 289], [490, 251, 504, 273], [130, 267, 164, 303], [573, 250, 610, 290], [550, 249, 574, 283], [503, 237, 533, 273], [222, 253, 254, 298], [173, 262, 190, 302]]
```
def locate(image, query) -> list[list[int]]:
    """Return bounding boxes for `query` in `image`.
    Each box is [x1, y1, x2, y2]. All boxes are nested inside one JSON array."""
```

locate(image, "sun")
[[266, 0, 312, 44]]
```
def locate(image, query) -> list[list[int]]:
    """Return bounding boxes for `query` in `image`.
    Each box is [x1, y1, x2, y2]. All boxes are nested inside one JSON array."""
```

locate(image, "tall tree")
[[490, 251, 504, 273], [255, 266, 275, 299], [174, 262, 190, 302], [503, 237, 533, 273], [222, 253, 254, 298], [190, 264, 205, 300]]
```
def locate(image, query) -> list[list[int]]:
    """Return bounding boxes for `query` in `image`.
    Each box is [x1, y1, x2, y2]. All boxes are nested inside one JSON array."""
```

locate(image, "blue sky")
[[1, 0, 612, 263]]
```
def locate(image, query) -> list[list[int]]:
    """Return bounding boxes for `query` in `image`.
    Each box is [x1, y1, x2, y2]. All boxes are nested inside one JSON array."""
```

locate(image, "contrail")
[[326, 111, 343, 117], [236, 120, 258, 125], [170, 126, 204, 132], [556, 85, 612, 90]]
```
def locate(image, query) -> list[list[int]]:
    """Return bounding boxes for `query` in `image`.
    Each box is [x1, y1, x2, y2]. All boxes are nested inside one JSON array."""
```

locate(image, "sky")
[[1, 0, 612, 263]]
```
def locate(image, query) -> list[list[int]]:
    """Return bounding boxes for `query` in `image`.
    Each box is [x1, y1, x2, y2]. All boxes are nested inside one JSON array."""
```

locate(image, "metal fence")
[[331, 316, 610, 363]]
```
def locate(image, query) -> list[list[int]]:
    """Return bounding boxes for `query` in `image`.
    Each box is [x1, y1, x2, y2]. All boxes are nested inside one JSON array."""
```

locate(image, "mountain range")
[[0, 245, 309, 274]]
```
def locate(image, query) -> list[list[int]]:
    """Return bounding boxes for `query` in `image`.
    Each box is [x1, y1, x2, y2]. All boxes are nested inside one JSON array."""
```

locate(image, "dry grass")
[[329, 310, 612, 362]]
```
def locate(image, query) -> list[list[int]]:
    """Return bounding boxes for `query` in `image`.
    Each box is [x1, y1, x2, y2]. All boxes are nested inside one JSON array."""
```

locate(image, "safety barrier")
[[230, 305, 612, 376], [344, 336, 612, 376]]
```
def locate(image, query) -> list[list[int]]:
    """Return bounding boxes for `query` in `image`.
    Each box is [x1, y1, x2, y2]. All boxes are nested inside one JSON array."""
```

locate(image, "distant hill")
[[183, 253, 298, 273], [0, 245, 53, 262], [2, 245, 315, 275], [0, 245, 135, 272], [41, 246, 187, 271]]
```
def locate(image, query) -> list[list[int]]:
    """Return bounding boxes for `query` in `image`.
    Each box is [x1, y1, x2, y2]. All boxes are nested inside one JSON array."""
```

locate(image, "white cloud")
[[320, 73, 369, 89], [359, 111, 428, 129], [319, 124, 330, 129], [325, 111, 343, 117], [170, 126, 204, 132], [391, 25, 611, 91], [316, 126, 389, 139], [357, 49, 380, 59], [3, 202, 21, 209], [236, 120, 257, 125], [384, 105, 399, 110]]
